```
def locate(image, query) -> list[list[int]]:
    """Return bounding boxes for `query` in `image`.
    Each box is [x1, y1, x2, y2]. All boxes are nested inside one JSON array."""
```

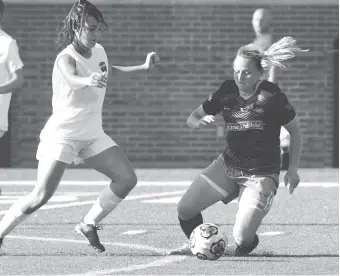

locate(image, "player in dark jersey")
[[167, 37, 306, 256]]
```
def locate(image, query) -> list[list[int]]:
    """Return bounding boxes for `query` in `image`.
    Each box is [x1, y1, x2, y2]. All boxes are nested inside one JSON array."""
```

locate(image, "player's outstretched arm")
[[58, 54, 107, 90], [187, 104, 215, 130], [283, 116, 302, 194], [112, 52, 160, 74], [0, 68, 24, 94]]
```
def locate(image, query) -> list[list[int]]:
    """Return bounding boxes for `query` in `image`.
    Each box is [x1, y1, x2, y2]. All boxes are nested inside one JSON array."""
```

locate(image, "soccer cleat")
[[166, 243, 192, 255], [224, 234, 259, 256], [74, 221, 105, 252]]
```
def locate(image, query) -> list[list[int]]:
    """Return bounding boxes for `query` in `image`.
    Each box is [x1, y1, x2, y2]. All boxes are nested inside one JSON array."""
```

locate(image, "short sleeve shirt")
[[0, 29, 24, 131], [202, 80, 296, 175]]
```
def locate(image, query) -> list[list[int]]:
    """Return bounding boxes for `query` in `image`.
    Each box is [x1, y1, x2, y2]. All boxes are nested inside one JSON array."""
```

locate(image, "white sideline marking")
[[1, 192, 99, 196], [0, 195, 78, 203], [0, 191, 185, 200], [6, 235, 166, 254], [0, 191, 187, 215], [0, 200, 96, 215], [79, 256, 187, 276], [142, 196, 237, 204], [142, 196, 182, 204], [122, 229, 148, 235], [0, 255, 187, 276], [126, 190, 186, 200], [0, 200, 17, 204], [259, 231, 285, 236], [0, 180, 338, 187]]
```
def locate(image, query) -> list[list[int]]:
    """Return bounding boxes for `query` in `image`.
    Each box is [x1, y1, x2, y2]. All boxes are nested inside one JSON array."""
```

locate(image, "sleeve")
[[275, 92, 296, 126], [202, 80, 230, 115], [97, 43, 108, 76], [258, 80, 281, 94], [6, 40, 24, 74]]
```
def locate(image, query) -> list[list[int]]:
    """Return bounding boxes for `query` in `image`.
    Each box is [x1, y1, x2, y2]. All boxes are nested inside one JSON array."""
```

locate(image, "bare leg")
[[74, 146, 137, 252], [0, 159, 66, 240]]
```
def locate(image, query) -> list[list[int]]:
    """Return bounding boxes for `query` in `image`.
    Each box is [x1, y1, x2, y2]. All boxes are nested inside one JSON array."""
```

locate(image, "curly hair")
[[236, 37, 309, 71], [56, 0, 107, 54]]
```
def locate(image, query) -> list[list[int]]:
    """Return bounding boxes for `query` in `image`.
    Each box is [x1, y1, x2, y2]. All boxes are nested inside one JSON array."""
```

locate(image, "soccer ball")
[[189, 223, 227, 260]]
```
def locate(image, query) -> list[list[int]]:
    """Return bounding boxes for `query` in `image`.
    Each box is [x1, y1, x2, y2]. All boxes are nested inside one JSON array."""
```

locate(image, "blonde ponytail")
[[261, 36, 309, 70]]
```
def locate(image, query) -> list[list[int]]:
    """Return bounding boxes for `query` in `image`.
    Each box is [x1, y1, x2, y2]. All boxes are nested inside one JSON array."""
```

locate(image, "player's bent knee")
[[24, 191, 53, 213], [124, 171, 138, 189], [34, 191, 54, 206], [258, 191, 275, 214], [242, 187, 275, 214], [110, 170, 137, 190]]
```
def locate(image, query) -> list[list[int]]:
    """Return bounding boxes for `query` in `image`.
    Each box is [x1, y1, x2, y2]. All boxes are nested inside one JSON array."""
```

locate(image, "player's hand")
[[144, 52, 160, 69], [86, 72, 107, 88], [196, 115, 216, 128], [284, 168, 300, 194]]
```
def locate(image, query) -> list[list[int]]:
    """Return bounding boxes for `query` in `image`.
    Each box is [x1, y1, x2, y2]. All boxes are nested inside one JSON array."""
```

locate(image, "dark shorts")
[[200, 154, 278, 211]]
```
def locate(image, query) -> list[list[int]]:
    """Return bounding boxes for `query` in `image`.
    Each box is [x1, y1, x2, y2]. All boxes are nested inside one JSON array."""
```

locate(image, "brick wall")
[[2, 2, 338, 168]]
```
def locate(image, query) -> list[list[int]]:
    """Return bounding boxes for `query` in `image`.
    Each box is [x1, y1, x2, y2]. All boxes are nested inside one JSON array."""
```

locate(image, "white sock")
[[0, 206, 30, 238], [83, 186, 123, 225]]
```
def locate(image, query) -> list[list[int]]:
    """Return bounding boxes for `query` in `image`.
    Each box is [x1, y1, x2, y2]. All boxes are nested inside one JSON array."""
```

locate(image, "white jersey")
[[0, 29, 24, 131], [40, 43, 108, 141]]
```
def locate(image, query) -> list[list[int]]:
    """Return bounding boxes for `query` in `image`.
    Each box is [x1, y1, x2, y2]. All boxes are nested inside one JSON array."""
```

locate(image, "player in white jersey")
[[0, 0, 159, 253], [0, 0, 24, 194], [251, 8, 291, 169]]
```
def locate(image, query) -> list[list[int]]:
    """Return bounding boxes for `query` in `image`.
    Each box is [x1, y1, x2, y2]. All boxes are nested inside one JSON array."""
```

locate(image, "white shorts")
[[36, 133, 117, 164]]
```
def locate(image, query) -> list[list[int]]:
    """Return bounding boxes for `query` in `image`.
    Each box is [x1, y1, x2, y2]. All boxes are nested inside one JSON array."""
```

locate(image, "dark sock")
[[236, 234, 259, 255], [179, 213, 203, 239]]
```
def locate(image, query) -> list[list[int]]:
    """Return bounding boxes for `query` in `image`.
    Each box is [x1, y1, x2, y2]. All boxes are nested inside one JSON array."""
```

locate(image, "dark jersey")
[[202, 80, 296, 175]]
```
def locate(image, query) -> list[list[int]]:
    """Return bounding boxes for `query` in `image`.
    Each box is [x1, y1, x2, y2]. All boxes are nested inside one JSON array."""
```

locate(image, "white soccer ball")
[[189, 223, 227, 260]]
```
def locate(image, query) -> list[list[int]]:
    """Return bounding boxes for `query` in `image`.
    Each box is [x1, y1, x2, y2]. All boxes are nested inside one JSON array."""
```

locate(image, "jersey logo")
[[240, 103, 255, 112], [99, 61, 107, 74], [253, 108, 264, 114], [226, 120, 264, 131]]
